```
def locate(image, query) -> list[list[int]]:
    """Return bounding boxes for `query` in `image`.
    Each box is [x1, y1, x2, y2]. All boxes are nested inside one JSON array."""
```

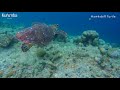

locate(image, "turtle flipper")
[[21, 43, 33, 52]]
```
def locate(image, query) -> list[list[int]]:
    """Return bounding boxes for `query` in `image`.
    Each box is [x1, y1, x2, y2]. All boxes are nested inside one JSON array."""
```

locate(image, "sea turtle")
[[16, 23, 67, 52]]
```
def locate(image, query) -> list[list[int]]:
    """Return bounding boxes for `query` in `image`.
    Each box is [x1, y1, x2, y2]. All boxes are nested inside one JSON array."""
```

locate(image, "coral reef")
[[0, 36, 120, 78], [0, 24, 120, 78]]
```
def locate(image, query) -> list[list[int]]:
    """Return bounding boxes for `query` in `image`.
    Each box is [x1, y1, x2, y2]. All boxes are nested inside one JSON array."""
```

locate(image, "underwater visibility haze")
[[0, 12, 120, 78]]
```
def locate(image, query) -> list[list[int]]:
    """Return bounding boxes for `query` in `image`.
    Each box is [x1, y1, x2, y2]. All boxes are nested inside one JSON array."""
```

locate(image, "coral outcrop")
[[73, 30, 100, 46], [80, 30, 99, 46]]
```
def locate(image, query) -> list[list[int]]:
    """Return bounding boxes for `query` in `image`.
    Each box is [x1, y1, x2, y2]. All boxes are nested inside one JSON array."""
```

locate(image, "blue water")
[[0, 12, 120, 44]]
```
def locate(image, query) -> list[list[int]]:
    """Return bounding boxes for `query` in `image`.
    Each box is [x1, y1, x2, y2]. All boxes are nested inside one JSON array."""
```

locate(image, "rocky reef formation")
[[0, 22, 24, 48], [73, 30, 100, 46], [0, 34, 15, 48], [80, 30, 99, 46]]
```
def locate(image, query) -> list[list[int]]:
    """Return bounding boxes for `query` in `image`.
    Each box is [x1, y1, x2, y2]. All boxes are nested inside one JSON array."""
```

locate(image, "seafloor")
[[0, 23, 120, 78]]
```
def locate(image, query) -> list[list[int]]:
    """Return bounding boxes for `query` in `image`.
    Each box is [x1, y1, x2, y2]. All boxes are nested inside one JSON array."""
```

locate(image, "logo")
[[1, 13, 18, 19]]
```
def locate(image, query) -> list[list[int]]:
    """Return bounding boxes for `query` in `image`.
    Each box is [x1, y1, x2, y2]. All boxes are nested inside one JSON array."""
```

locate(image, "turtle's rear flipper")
[[21, 43, 33, 52]]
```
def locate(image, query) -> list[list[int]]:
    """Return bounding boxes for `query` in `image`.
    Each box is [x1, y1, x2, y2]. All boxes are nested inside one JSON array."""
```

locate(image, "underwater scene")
[[0, 12, 120, 78]]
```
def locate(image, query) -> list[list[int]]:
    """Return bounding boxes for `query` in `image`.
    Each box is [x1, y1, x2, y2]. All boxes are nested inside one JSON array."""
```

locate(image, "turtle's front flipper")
[[21, 43, 33, 52]]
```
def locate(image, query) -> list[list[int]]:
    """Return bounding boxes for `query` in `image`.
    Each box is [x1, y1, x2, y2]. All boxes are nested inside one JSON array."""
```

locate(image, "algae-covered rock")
[[82, 30, 99, 38], [73, 36, 81, 45], [44, 49, 62, 63], [0, 34, 14, 48], [107, 48, 120, 58], [5, 70, 16, 78], [98, 46, 107, 55], [74, 52, 89, 58], [36, 48, 46, 58], [51, 53, 62, 63]]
